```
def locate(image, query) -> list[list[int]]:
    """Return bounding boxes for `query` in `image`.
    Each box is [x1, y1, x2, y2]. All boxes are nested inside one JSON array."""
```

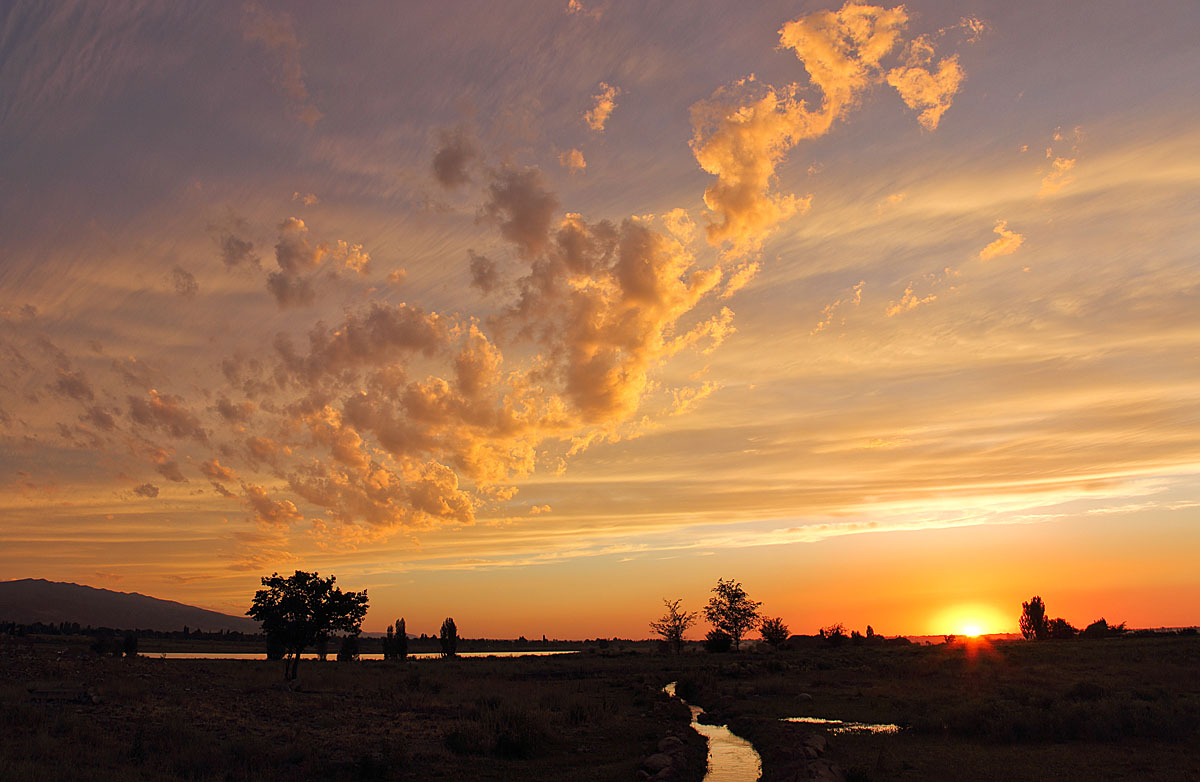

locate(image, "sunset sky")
[[2, 0, 1199, 639]]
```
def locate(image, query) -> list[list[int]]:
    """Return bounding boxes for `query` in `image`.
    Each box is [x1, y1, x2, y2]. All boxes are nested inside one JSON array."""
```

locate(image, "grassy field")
[[2, 633, 1198, 781]]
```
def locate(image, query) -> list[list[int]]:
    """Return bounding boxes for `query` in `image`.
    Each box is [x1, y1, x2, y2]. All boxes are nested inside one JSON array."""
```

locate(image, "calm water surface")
[[664, 681, 762, 782], [148, 650, 579, 660], [783, 716, 902, 734]]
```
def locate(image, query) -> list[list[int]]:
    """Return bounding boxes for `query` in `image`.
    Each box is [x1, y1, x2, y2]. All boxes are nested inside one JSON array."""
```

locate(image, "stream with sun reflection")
[[664, 682, 762, 782]]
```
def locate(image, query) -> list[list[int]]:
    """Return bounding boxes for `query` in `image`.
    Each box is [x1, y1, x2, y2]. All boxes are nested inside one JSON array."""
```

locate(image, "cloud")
[[885, 282, 936, 317], [155, 460, 187, 483], [1039, 156, 1077, 197], [468, 251, 500, 293], [212, 216, 260, 269], [979, 219, 1025, 260], [274, 216, 324, 274], [432, 127, 478, 188], [266, 271, 316, 308], [292, 191, 319, 206], [482, 167, 560, 259], [49, 369, 94, 402], [811, 280, 865, 335], [584, 82, 620, 131], [81, 406, 116, 431], [886, 36, 964, 131], [558, 147, 586, 173], [691, 3, 972, 256], [171, 266, 199, 298], [132, 483, 159, 498], [265, 217, 369, 306], [215, 396, 255, 424], [128, 390, 208, 442], [241, 2, 323, 126], [244, 483, 303, 525], [201, 459, 236, 482]]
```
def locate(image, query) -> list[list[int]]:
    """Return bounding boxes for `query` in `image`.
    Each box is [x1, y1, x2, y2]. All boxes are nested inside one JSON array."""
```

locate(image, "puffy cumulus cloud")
[[155, 460, 187, 483], [778, 3, 908, 127], [505, 212, 726, 421], [171, 266, 199, 298], [274, 217, 324, 274], [266, 217, 371, 307], [558, 147, 586, 173], [692, 3, 973, 257], [132, 483, 159, 498], [292, 191, 319, 206], [979, 219, 1025, 260], [482, 167, 560, 259], [885, 36, 964, 131], [468, 250, 500, 293], [584, 82, 620, 131], [690, 81, 815, 257], [273, 302, 445, 384], [244, 483, 303, 525], [128, 390, 207, 442], [330, 240, 370, 276], [211, 215, 260, 269], [200, 458, 236, 483], [241, 2, 323, 126], [431, 127, 478, 188]]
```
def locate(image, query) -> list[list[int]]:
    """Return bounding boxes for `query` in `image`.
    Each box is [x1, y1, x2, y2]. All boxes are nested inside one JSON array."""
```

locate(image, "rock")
[[807, 758, 846, 781], [657, 736, 685, 754], [642, 753, 673, 774], [797, 692, 813, 702], [802, 733, 828, 754]]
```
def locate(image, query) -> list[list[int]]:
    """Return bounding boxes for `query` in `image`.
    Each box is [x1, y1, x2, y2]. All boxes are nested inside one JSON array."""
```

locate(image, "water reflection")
[[665, 682, 762, 782], [783, 716, 901, 734], [146, 650, 578, 660]]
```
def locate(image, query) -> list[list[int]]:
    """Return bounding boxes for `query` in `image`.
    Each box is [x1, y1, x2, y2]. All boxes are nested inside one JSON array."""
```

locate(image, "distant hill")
[[0, 579, 260, 633]]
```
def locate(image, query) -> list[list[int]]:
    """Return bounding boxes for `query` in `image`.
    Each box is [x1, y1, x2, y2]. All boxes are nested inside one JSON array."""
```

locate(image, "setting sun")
[[961, 623, 984, 638]]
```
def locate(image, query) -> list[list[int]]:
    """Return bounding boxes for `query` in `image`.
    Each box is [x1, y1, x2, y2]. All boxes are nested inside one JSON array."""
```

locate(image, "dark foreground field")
[[2, 634, 1198, 781]]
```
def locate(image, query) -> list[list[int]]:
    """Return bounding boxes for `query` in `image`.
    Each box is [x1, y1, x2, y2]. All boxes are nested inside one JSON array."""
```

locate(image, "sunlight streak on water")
[[146, 650, 579, 660], [665, 682, 762, 782], [783, 716, 901, 734]]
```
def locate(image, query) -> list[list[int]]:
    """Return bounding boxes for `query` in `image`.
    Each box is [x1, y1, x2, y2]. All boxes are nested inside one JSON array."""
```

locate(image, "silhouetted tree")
[[122, 632, 138, 658], [266, 633, 287, 660], [1020, 596, 1049, 640], [439, 617, 458, 658], [337, 634, 360, 661], [704, 629, 732, 653], [395, 618, 408, 660], [1048, 617, 1078, 639], [1081, 617, 1126, 639], [247, 570, 369, 680], [649, 598, 697, 654], [820, 623, 847, 645], [866, 625, 876, 638], [385, 625, 396, 660], [760, 616, 789, 648], [703, 578, 762, 652]]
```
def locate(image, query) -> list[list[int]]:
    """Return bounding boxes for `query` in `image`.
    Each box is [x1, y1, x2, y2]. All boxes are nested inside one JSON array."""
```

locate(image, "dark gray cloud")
[[432, 127, 478, 188]]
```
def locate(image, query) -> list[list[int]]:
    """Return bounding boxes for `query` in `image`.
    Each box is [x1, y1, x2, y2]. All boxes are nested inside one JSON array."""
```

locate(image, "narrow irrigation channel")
[[664, 682, 762, 782]]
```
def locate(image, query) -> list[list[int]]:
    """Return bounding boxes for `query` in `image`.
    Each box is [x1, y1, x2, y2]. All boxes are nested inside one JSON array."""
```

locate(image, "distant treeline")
[[0, 621, 259, 641]]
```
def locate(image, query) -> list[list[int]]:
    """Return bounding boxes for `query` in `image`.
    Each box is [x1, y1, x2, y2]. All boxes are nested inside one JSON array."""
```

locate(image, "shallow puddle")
[[665, 682, 762, 782]]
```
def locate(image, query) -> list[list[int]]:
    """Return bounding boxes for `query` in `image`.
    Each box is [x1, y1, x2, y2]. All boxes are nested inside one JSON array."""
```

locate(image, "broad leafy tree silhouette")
[[703, 578, 761, 652], [247, 571, 368, 680]]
